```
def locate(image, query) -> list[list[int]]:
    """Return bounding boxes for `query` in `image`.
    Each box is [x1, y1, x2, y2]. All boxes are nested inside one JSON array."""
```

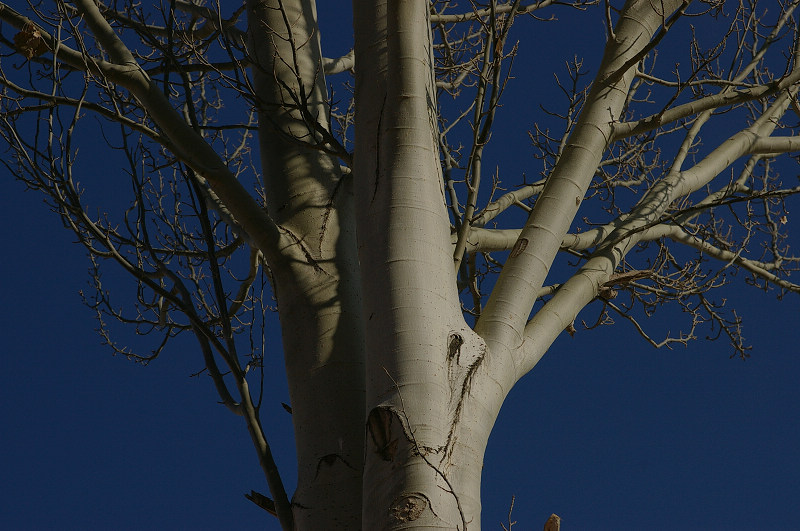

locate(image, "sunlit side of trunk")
[[247, 1, 365, 528]]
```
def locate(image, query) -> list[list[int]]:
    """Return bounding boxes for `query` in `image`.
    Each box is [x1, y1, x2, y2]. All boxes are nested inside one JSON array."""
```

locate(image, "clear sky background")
[[2, 2, 800, 530]]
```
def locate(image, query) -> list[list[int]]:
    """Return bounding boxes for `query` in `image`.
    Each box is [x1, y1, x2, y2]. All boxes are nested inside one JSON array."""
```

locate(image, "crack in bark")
[[318, 170, 349, 250], [443, 342, 488, 465], [372, 93, 387, 203]]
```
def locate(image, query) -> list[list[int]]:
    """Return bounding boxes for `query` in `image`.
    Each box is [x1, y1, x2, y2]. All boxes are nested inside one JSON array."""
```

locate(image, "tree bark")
[[353, 0, 489, 528], [246, 1, 365, 528], [352, 1, 691, 529]]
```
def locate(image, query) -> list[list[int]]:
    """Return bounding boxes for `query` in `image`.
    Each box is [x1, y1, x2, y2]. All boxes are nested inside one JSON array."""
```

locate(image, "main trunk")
[[247, 1, 365, 528], [353, 1, 492, 528]]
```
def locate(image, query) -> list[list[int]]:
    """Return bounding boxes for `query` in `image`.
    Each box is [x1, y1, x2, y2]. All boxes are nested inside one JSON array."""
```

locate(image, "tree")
[[2, 0, 799, 528]]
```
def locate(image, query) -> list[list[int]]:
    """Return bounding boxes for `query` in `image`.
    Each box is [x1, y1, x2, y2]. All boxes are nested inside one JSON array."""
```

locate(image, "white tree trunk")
[[353, 1, 488, 527], [350, 1, 688, 528], [246, 1, 365, 527]]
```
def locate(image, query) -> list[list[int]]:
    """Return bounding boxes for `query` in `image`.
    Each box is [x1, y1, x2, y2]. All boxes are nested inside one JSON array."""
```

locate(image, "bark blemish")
[[389, 493, 427, 522], [314, 453, 357, 479], [509, 237, 528, 258], [447, 333, 464, 363], [444, 341, 488, 462], [367, 407, 399, 461], [318, 170, 347, 250], [372, 94, 388, 203]]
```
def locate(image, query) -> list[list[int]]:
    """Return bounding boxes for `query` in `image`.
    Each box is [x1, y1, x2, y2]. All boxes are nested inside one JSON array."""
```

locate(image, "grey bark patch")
[[389, 493, 427, 522]]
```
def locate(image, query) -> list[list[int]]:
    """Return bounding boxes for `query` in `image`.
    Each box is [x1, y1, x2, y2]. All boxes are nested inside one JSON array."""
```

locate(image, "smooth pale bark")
[[432, 6, 694, 483], [353, 0, 488, 528], [477, 0, 688, 370], [348, 1, 693, 529], [246, 1, 364, 528]]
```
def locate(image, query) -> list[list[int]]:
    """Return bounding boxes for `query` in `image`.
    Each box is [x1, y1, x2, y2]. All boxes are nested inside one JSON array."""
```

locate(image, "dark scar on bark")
[[510, 237, 528, 258], [447, 333, 463, 363], [367, 407, 398, 461]]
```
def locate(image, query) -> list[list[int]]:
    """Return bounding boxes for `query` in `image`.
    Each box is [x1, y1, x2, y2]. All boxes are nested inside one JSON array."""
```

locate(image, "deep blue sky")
[[3, 2, 800, 530]]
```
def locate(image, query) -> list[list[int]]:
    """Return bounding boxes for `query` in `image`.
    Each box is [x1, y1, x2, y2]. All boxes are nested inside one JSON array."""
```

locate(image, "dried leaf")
[[14, 22, 48, 59], [543, 513, 561, 531]]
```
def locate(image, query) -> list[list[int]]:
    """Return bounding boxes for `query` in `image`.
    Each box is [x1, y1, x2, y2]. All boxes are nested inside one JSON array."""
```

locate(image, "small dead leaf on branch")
[[543, 513, 561, 531], [14, 23, 48, 59]]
